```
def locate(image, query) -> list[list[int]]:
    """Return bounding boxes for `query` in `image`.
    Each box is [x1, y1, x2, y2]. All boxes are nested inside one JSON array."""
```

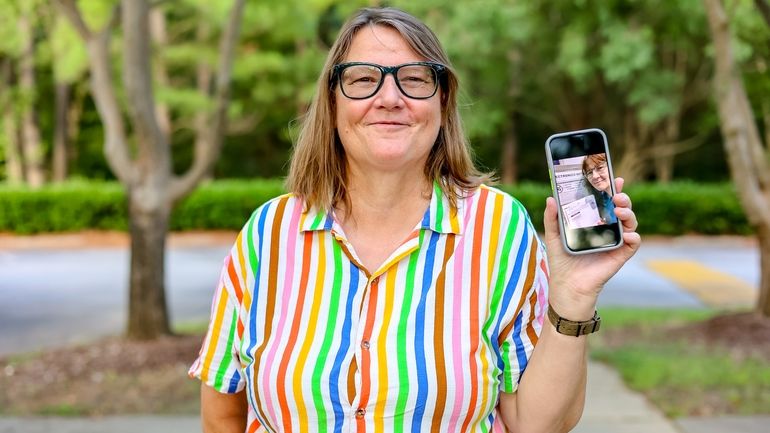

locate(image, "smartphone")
[[545, 128, 623, 254]]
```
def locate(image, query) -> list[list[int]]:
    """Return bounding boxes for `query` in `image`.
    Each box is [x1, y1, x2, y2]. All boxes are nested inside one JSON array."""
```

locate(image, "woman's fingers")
[[614, 177, 625, 195]]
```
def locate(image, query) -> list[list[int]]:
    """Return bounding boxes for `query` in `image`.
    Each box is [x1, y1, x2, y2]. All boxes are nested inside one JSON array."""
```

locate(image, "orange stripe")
[[250, 196, 289, 431], [293, 232, 327, 425], [430, 234, 455, 432], [357, 277, 381, 433], [247, 418, 261, 433], [499, 238, 539, 346], [460, 187, 488, 433], [525, 239, 540, 345], [347, 357, 358, 405], [236, 233, 249, 338], [201, 288, 229, 384], [276, 231, 313, 432]]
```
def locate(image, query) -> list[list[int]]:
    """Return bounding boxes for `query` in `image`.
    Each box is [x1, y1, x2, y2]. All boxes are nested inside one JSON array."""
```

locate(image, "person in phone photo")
[[191, 6, 640, 433], [583, 153, 618, 225]]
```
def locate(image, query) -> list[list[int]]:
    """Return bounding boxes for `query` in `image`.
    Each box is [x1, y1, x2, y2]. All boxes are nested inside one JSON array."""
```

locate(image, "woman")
[[190, 7, 640, 433], [582, 153, 618, 225]]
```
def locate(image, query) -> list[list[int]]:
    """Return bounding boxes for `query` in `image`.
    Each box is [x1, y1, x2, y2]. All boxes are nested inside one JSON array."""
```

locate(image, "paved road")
[[0, 236, 760, 356], [0, 246, 229, 356]]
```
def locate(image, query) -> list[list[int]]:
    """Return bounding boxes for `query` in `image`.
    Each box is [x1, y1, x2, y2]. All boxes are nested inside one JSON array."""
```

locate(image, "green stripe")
[[502, 340, 514, 391], [481, 203, 522, 418], [482, 203, 521, 350], [215, 307, 239, 390], [310, 209, 325, 230], [241, 212, 259, 363], [434, 182, 444, 232], [393, 229, 423, 433], [310, 240, 344, 432]]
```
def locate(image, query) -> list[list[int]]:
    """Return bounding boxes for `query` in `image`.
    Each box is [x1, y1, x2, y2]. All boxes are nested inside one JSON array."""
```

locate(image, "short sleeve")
[[497, 206, 549, 394], [189, 225, 255, 394]]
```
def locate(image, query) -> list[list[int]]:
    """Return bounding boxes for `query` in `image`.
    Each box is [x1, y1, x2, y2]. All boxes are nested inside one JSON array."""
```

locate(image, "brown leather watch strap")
[[547, 303, 601, 337]]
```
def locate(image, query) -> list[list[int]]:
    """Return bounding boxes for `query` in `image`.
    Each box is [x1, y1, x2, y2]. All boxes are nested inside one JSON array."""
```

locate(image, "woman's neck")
[[337, 168, 432, 230]]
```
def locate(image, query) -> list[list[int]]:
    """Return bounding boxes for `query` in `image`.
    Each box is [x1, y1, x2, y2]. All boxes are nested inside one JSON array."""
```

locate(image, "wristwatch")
[[547, 303, 601, 337]]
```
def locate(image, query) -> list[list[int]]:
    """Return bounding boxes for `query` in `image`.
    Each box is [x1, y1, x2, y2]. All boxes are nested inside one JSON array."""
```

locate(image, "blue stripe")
[[410, 230, 439, 433], [421, 203, 431, 229], [324, 213, 334, 230], [227, 369, 242, 393], [512, 310, 529, 380], [246, 203, 271, 430], [329, 261, 359, 433], [492, 222, 530, 373]]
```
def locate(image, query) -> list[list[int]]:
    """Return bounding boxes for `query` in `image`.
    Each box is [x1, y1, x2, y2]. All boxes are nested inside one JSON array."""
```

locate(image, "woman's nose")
[[374, 75, 404, 107]]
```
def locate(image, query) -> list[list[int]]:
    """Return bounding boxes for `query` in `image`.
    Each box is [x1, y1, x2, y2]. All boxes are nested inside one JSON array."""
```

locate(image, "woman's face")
[[334, 25, 442, 176], [584, 159, 611, 194]]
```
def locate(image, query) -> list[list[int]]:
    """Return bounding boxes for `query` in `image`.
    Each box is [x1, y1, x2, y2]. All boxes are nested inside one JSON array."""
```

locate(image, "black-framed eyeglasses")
[[331, 62, 446, 100], [583, 163, 607, 177]]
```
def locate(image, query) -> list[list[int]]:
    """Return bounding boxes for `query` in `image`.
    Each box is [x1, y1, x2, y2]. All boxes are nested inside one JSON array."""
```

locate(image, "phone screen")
[[546, 129, 623, 253]]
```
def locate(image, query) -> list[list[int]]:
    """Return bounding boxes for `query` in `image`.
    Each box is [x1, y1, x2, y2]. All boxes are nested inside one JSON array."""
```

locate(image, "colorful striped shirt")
[[189, 184, 549, 433]]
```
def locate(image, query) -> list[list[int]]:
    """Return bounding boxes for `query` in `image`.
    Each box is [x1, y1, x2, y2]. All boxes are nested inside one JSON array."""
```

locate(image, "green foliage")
[[0, 180, 753, 235], [626, 182, 752, 235], [591, 308, 770, 417], [170, 179, 285, 230], [0, 181, 126, 233]]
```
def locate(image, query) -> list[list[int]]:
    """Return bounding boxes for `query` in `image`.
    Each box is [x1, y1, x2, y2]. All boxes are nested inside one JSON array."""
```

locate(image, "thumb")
[[543, 196, 561, 247]]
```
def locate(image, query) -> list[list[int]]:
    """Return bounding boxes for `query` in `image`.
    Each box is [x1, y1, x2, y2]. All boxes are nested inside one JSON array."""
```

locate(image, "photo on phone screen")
[[546, 129, 623, 254]]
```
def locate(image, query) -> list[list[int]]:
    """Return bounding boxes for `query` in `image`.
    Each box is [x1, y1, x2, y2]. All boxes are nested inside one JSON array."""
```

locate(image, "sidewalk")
[[572, 361, 680, 433]]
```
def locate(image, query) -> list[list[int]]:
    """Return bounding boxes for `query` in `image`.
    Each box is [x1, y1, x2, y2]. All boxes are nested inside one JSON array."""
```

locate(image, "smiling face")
[[583, 154, 611, 194], [334, 25, 443, 177]]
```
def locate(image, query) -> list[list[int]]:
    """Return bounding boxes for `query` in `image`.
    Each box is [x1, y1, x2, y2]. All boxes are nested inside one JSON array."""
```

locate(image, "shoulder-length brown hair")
[[285, 7, 491, 213]]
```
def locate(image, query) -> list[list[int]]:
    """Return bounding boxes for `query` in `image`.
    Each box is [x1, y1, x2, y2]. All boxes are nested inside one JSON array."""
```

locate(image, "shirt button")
[[361, 340, 370, 350], [355, 408, 366, 418]]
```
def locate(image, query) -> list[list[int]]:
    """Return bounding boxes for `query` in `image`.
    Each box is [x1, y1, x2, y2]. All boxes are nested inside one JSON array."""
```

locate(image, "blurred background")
[[2, 0, 767, 186], [0, 0, 769, 431]]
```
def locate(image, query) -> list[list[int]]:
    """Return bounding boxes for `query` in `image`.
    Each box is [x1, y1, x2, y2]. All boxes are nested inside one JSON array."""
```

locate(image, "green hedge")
[[0, 180, 752, 235]]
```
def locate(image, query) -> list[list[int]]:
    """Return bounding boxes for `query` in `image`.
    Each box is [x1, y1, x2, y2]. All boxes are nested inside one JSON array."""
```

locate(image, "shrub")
[[0, 180, 752, 235]]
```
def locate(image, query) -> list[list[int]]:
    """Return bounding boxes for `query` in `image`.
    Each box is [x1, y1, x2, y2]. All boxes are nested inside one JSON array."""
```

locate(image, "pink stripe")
[[446, 191, 477, 431], [260, 199, 303, 425]]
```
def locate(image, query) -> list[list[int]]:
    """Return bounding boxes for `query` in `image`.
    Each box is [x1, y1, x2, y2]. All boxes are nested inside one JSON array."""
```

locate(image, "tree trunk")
[[1, 58, 23, 184], [704, 0, 770, 317], [1, 106, 24, 184], [127, 196, 172, 338], [52, 82, 71, 182], [56, 0, 246, 339], [18, 10, 45, 187], [150, 7, 172, 143], [759, 225, 770, 316], [194, 18, 213, 179]]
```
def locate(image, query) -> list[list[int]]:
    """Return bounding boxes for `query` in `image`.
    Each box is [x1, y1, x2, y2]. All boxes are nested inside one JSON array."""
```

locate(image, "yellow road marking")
[[646, 260, 757, 308]]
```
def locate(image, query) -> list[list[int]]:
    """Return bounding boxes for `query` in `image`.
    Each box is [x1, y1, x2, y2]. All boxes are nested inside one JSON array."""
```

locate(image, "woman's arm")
[[201, 384, 248, 433], [498, 319, 589, 433], [499, 178, 640, 433]]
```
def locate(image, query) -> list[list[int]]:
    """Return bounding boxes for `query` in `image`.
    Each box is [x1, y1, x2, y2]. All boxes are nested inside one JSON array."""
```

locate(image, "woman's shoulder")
[[474, 184, 531, 216], [241, 192, 304, 231]]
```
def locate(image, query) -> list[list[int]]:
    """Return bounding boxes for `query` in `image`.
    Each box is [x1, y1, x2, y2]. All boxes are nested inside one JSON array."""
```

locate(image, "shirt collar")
[[298, 181, 465, 235]]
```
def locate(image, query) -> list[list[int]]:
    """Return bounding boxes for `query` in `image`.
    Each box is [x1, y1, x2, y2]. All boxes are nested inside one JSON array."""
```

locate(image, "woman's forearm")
[[499, 321, 589, 433], [201, 384, 248, 433]]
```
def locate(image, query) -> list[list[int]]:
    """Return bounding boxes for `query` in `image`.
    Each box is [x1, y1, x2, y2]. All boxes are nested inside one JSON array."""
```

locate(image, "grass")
[[590, 308, 770, 417]]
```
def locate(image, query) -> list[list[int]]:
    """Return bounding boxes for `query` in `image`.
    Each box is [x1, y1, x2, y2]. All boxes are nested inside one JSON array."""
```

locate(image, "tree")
[[703, 0, 770, 317], [55, 0, 246, 339]]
